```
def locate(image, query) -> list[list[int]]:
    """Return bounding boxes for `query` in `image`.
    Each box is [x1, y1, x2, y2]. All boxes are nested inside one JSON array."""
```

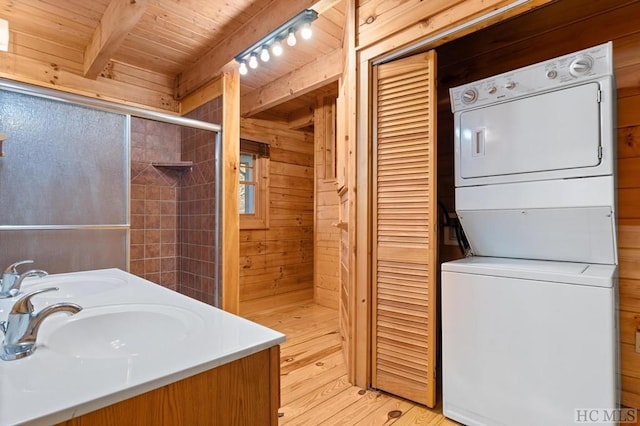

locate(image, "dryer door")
[[458, 82, 601, 184]]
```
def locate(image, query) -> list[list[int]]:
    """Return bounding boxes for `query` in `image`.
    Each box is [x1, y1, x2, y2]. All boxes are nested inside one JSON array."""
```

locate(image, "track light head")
[[272, 40, 283, 56], [286, 29, 297, 47], [260, 46, 270, 62], [248, 53, 258, 69], [238, 61, 248, 75], [301, 22, 312, 40]]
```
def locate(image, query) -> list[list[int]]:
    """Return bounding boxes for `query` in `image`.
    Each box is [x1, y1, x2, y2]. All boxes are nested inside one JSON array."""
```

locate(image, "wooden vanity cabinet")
[[56, 346, 280, 426]]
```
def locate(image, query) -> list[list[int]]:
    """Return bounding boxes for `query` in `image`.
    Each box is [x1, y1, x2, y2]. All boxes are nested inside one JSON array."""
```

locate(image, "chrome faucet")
[[0, 287, 81, 361], [0, 260, 48, 298]]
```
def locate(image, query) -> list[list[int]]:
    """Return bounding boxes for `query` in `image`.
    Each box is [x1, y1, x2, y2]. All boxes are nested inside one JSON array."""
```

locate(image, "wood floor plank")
[[247, 302, 452, 425], [281, 351, 347, 405], [431, 419, 460, 425], [247, 302, 333, 327], [390, 405, 440, 425], [283, 386, 369, 425], [279, 375, 352, 424], [281, 329, 341, 356], [353, 396, 418, 425], [320, 389, 413, 426], [281, 322, 340, 348], [281, 333, 342, 375]]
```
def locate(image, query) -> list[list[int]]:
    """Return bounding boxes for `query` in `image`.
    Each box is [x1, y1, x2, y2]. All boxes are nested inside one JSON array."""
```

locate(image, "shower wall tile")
[[130, 117, 181, 291], [129, 105, 220, 304], [178, 98, 221, 306]]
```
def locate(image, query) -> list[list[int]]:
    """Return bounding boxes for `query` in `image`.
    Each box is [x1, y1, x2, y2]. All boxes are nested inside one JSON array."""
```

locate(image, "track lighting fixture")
[[234, 9, 318, 76]]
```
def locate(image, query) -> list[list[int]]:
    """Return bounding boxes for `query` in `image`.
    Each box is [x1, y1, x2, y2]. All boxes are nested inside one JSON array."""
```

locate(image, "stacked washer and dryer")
[[442, 43, 619, 425]]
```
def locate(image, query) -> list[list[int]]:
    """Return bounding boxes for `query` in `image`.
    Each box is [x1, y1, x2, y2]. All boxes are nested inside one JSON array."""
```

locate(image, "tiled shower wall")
[[130, 101, 220, 305], [130, 117, 181, 290], [179, 99, 222, 304]]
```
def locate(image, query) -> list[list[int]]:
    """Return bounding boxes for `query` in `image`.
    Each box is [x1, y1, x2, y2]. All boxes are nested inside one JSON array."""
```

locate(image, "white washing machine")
[[442, 257, 617, 425], [442, 42, 619, 426]]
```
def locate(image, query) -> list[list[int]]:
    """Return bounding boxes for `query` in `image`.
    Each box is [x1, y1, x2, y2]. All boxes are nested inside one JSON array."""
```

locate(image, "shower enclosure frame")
[[0, 79, 224, 307]]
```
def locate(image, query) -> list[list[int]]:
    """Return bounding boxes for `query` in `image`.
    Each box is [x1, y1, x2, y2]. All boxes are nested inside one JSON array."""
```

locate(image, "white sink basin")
[[43, 304, 204, 359], [24, 275, 126, 299]]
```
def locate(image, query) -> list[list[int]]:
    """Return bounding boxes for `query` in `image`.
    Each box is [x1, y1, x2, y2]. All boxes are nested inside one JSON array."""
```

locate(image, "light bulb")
[[301, 22, 312, 40], [238, 61, 248, 75], [248, 53, 258, 69], [271, 40, 283, 57], [260, 46, 270, 62], [286, 29, 297, 47]]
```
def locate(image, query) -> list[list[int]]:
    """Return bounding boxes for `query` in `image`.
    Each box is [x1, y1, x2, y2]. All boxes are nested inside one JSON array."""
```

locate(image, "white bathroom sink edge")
[[21, 338, 283, 426], [0, 269, 285, 426]]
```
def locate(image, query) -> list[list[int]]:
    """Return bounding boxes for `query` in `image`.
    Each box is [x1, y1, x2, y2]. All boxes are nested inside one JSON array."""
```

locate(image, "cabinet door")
[[372, 50, 438, 406]]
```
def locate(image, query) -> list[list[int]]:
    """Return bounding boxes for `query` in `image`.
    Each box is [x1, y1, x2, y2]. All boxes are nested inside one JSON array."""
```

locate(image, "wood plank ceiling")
[[0, 0, 344, 118]]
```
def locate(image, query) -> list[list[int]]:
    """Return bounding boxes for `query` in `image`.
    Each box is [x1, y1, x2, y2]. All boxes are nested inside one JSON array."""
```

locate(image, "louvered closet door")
[[372, 51, 437, 407]]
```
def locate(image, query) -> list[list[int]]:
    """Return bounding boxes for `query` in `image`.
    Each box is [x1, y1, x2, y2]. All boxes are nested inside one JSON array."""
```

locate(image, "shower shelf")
[[152, 161, 194, 170]]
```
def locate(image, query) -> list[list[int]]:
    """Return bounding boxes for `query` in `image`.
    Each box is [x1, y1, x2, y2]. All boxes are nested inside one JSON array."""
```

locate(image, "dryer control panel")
[[450, 42, 613, 112]]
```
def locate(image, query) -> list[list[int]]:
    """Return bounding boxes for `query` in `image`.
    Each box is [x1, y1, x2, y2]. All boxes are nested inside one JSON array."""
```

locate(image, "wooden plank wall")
[[314, 97, 341, 310], [239, 118, 315, 315], [435, 0, 640, 408], [0, 53, 179, 112]]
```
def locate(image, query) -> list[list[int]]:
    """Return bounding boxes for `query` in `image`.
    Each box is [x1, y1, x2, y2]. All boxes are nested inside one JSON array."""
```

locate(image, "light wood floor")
[[246, 302, 456, 425]]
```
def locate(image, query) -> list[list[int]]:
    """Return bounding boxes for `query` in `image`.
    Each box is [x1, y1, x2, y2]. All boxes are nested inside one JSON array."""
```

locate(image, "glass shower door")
[[0, 89, 129, 273]]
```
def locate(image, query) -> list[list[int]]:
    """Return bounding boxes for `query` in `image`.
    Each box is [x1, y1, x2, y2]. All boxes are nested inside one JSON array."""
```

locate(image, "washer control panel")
[[450, 42, 612, 112]]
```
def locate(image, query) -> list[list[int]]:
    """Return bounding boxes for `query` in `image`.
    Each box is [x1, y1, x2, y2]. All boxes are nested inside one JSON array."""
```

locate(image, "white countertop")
[[0, 269, 285, 426]]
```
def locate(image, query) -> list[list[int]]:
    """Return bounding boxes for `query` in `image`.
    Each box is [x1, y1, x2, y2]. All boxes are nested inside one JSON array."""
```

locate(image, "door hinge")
[[597, 90, 602, 103]]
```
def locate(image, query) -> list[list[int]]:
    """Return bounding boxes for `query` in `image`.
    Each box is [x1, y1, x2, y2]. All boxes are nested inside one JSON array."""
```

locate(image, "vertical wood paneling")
[[338, 0, 359, 384], [238, 118, 315, 315], [339, 190, 351, 372], [372, 51, 437, 407], [436, 0, 640, 408], [222, 69, 240, 314], [315, 96, 341, 310]]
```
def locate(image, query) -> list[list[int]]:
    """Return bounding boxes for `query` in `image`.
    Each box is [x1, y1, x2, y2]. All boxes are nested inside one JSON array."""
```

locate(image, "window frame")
[[239, 139, 269, 230]]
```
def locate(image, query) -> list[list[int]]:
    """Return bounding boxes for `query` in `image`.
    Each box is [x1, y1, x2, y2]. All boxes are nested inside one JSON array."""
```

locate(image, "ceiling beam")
[[174, 0, 343, 99], [84, 0, 148, 79], [180, 76, 223, 116], [288, 107, 315, 130], [241, 48, 343, 117]]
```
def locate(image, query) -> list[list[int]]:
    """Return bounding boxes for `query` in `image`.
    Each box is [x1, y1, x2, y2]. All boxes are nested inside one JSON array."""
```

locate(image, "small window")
[[240, 153, 256, 214], [240, 139, 269, 230]]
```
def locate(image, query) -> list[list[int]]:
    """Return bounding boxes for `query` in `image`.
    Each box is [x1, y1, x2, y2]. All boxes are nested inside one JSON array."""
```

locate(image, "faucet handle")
[[0, 265, 48, 299], [10, 287, 58, 315], [17, 269, 48, 280], [3, 260, 34, 274]]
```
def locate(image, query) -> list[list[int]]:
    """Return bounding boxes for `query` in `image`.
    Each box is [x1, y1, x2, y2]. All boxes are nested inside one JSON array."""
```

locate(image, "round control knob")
[[504, 81, 516, 90], [546, 70, 558, 79], [461, 88, 478, 105], [569, 56, 593, 77], [487, 86, 497, 94]]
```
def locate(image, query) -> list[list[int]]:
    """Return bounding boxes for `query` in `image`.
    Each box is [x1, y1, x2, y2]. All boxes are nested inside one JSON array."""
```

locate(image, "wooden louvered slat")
[[372, 51, 437, 407]]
